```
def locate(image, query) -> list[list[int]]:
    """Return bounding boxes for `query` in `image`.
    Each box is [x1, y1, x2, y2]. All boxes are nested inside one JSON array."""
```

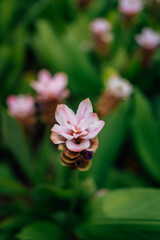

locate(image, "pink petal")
[[55, 104, 77, 128], [93, 113, 99, 123], [58, 89, 70, 101], [38, 69, 51, 83], [7, 95, 16, 105], [73, 130, 88, 138], [82, 120, 105, 139], [52, 73, 68, 91], [76, 98, 93, 122], [50, 132, 65, 144], [66, 139, 90, 152], [77, 113, 94, 130], [51, 124, 74, 140]]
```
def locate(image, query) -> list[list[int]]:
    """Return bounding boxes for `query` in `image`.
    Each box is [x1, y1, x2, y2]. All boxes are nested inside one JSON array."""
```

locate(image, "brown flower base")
[[36, 98, 58, 126], [17, 115, 37, 137], [141, 48, 155, 68], [93, 35, 110, 56], [59, 137, 98, 171], [60, 149, 92, 171], [96, 91, 121, 118], [78, 0, 92, 9]]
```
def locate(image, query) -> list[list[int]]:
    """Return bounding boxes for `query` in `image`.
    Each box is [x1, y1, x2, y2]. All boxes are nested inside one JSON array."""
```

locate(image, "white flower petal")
[[50, 132, 65, 144], [51, 124, 73, 140], [76, 98, 93, 122], [82, 120, 105, 139], [78, 113, 94, 130], [55, 104, 77, 128], [66, 139, 90, 152]]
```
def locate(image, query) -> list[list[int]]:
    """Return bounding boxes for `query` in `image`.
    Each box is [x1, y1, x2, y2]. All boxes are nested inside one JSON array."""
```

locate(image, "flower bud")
[[135, 28, 160, 66], [6, 94, 36, 136], [119, 0, 143, 17], [90, 18, 113, 55], [96, 76, 133, 117]]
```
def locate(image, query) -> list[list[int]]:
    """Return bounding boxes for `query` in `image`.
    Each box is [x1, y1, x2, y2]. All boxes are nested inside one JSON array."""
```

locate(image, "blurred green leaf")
[[34, 129, 54, 183], [0, 163, 27, 195], [131, 90, 160, 183], [105, 168, 151, 189], [1, 108, 33, 181], [17, 221, 63, 240], [89, 100, 131, 187], [0, 0, 17, 38], [32, 20, 101, 97], [0, 29, 26, 103], [32, 184, 72, 202], [76, 188, 160, 240]]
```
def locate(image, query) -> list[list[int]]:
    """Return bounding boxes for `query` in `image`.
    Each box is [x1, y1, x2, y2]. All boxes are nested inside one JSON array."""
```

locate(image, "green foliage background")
[[0, 0, 160, 239]]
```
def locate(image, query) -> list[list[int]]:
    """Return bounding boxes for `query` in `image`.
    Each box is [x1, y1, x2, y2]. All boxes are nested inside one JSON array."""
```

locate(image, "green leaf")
[[105, 168, 151, 189], [34, 129, 54, 183], [1, 108, 33, 181], [76, 189, 160, 240], [17, 221, 63, 240], [0, 163, 28, 196], [32, 20, 101, 97], [89, 100, 131, 187], [131, 90, 160, 182]]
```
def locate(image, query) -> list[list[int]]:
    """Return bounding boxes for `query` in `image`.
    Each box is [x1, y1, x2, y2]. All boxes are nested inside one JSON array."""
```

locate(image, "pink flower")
[[119, 0, 143, 16], [50, 98, 105, 152], [106, 76, 133, 98], [31, 69, 69, 101], [90, 18, 112, 35], [90, 18, 113, 43], [135, 28, 160, 50], [7, 95, 35, 118]]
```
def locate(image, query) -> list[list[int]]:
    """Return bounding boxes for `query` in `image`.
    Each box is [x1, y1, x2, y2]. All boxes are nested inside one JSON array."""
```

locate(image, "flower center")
[[75, 138, 81, 144]]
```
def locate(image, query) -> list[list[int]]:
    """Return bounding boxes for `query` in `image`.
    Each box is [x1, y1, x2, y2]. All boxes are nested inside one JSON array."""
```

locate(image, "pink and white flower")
[[135, 28, 160, 50], [31, 69, 69, 101], [7, 95, 35, 118], [50, 98, 105, 152], [106, 76, 133, 98], [90, 18, 113, 43], [119, 0, 143, 16]]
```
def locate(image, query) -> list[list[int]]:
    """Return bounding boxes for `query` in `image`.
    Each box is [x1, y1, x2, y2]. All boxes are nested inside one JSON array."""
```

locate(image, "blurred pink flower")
[[90, 18, 112, 35], [119, 0, 143, 16], [31, 69, 69, 101], [50, 98, 105, 152], [135, 28, 160, 50], [106, 76, 133, 98], [7, 95, 35, 118], [90, 18, 113, 43]]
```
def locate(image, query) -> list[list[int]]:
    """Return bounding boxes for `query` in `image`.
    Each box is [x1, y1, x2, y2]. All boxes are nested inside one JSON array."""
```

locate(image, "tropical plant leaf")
[[76, 188, 160, 240], [32, 20, 101, 97], [89, 100, 131, 187], [17, 221, 63, 240], [0, 108, 33, 181], [131, 90, 160, 183]]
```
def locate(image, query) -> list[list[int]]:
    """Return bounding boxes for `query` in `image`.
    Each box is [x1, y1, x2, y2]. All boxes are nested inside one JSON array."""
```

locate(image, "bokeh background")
[[1, 0, 160, 239]]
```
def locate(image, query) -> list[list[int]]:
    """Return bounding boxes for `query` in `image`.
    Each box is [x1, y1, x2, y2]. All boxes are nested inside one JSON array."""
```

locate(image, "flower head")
[[106, 76, 133, 98], [90, 18, 113, 43], [119, 0, 143, 16], [50, 98, 105, 153], [90, 18, 112, 35], [135, 28, 160, 50], [7, 95, 35, 119], [31, 69, 69, 102]]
